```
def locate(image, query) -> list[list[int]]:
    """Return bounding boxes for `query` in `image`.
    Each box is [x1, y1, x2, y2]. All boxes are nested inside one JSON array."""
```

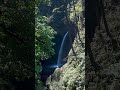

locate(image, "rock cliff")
[[46, 1, 85, 89], [86, 0, 120, 89], [46, 29, 85, 90]]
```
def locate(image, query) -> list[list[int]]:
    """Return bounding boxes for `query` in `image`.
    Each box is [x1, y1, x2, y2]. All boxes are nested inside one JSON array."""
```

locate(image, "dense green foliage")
[[35, 0, 56, 89], [35, 16, 56, 90], [0, 0, 56, 89], [0, 0, 35, 89], [35, 16, 56, 60]]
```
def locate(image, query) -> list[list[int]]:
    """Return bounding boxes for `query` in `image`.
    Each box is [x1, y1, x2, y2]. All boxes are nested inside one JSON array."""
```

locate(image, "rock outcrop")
[[46, 29, 85, 90]]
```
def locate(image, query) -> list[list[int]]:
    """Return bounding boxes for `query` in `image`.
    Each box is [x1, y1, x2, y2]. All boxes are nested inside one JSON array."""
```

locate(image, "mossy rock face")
[[86, 0, 120, 89]]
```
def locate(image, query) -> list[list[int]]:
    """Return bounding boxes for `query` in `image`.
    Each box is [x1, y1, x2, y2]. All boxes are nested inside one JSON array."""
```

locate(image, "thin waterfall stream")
[[57, 32, 69, 67], [40, 32, 69, 83]]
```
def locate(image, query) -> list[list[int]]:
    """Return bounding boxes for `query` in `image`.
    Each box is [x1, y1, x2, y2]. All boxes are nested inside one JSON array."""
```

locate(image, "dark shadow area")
[[0, 1, 35, 89], [11, 78, 35, 90], [85, 0, 120, 89]]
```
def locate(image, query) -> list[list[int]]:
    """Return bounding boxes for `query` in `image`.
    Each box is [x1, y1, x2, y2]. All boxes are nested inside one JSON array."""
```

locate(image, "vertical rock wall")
[[86, 0, 120, 89], [46, 1, 85, 90]]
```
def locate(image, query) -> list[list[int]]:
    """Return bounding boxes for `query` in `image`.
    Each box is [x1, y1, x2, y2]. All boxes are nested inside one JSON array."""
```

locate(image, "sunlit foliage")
[[35, 0, 56, 89]]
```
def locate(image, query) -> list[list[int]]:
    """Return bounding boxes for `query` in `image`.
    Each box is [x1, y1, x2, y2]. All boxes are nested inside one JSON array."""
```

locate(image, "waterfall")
[[57, 32, 69, 67]]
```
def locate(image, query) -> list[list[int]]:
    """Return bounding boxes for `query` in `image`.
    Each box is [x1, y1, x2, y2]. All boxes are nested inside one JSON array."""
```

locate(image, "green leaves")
[[35, 15, 56, 90], [35, 1, 56, 89], [35, 15, 56, 60]]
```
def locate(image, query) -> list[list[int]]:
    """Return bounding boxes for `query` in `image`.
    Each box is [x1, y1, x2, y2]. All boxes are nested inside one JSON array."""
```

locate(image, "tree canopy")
[[0, 0, 56, 89], [35, 0, 56, 89]]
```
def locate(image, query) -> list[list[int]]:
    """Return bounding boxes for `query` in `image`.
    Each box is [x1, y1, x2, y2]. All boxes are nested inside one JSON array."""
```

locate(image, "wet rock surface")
[[46, 30, 85, 90]]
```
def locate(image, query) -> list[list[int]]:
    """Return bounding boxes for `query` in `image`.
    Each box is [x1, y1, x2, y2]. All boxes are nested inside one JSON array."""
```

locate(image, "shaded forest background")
[[0, 0, 35, 89]]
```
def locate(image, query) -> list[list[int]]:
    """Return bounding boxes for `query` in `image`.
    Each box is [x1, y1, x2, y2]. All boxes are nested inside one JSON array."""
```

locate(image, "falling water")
[[57, 32, 69, 67]]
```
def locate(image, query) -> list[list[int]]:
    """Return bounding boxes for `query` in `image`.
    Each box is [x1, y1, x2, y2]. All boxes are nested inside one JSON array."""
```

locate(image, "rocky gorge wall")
[[46, 1, 85, 89], [46, 28, 85, 90], [86, 0, 120, 89]]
